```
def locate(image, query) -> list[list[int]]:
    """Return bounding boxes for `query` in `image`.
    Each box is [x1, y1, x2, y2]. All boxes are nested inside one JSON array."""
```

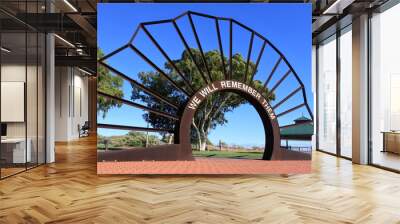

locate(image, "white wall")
[[1, 65, 26, 140], [1, 63, 46, 164], [55, 67, 69, 141], [1, 65, 35, 138], [1, 82, 25, 122], [54, 67, 89, 141]]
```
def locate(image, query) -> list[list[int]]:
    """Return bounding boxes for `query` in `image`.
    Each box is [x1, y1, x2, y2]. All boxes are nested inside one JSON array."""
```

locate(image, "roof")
[[280, 122, 313, 140], [294, 116, 311, 122]]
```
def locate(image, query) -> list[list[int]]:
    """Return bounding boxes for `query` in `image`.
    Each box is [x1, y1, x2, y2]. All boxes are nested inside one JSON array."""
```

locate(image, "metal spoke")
[[188, 13, 212, 82], [188, 11, 216, 19], [98, 91, 178, 120], [264, 57, 282, 88], [290, 72, 314, 120], [172, 20, 209, 85], [301, 87, 314, 120], [98, 62, 179, 109], [174, 11, 189, 21], [257, 35, 314, 120], [233, 19, 265, 40], [249, 41, 266, 84], [189, 10, 230, 21], [215, 18, 227, 80], [129, 44, 191, 97], [129, 26, 141, 44], [141, 24, 195, 94], [98, 44, 130, 62], [272, 86, 302, 110], [244, 32, 254, 83], [266, 70, 291, 99], [141, 19, 173, 26], [229, 19, 233, 79], [276, 103, 305, 118]]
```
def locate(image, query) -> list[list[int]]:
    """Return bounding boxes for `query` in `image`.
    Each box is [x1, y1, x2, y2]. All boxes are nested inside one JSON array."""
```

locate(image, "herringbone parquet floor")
[[1, 136, 400, 224]]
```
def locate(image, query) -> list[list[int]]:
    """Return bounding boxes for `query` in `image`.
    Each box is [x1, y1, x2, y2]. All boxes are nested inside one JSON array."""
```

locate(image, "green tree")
[[132, 49, 274, 151], [97, 48, 124, 118]]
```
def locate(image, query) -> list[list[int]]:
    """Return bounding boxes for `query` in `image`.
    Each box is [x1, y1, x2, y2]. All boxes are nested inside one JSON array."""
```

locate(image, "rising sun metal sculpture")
[[98, 11, 313, 161]]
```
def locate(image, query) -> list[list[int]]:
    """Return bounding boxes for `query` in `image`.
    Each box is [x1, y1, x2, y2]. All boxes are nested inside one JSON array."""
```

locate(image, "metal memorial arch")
[[98, 11, 313, 161]]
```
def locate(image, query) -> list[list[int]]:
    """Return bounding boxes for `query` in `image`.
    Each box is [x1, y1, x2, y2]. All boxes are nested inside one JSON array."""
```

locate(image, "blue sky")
[[98, 3, 312, 146]]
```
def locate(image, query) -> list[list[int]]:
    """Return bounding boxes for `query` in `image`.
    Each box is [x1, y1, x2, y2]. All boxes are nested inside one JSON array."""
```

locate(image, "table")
[[382, 131, 400, 154], [1, 138, 31, 163]]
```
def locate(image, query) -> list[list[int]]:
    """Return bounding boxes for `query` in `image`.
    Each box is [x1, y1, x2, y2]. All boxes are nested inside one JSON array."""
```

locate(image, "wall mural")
[[97, 4, 312, 174]]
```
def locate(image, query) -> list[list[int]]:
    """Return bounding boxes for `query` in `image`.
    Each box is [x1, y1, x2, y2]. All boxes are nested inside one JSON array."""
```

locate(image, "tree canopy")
[[97, 48, 124, 118]]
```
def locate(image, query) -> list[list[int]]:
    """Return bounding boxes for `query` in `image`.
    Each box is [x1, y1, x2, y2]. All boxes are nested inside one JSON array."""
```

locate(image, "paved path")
[[97, 158, 311, 174]]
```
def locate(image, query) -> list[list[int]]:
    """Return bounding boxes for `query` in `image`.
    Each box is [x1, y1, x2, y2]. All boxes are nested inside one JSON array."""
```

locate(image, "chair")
[[78, 121, 90, 138]]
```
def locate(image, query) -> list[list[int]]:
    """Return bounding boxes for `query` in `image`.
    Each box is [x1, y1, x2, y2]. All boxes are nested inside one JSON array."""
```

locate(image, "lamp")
[[63, 0, 78, 12], [54, 34, 75, 48], [322, 0, 355, 15], [78, 67, 94, 76], [1, 47, 11, 53]]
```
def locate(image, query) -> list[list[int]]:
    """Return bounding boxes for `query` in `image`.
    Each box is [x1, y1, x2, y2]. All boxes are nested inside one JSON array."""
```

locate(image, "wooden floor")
[[372, 151, 400, 171], [0, 167, 26, 178], [1, 136, 400, 223]]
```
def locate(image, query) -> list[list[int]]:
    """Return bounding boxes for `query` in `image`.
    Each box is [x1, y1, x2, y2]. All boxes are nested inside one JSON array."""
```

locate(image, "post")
[[46, 9, 55, 163], [352, 14, 369, 164], [88, 76, 97, 134], [145, 122, 149, 148], [104, 138, 109, 151]]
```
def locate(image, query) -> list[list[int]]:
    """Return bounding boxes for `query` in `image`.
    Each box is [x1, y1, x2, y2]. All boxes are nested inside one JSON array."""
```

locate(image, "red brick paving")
[[97, 158, 311, 174]]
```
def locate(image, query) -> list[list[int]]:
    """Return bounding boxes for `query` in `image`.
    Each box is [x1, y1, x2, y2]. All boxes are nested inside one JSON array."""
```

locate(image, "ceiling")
[[0, 0, 394, 71], [0, 0, 97, 73]]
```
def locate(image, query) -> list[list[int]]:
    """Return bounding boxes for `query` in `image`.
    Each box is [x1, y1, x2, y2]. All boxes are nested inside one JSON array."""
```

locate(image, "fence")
[[280, 146, 312, 153], [201, 144, 312, 153]]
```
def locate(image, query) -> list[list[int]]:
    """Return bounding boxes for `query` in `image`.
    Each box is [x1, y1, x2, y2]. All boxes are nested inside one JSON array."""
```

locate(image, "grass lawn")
[[192, 150, 263, 160]]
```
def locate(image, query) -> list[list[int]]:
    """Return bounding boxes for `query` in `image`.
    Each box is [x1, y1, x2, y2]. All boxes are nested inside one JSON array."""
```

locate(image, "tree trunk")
[[197, 138, 202, 151], [192, 119, 202, 150], [199, 130, 208, 151], [199, 139, 207, 151], [194, 94, 231, 151], [168, 134, 173, 144]]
